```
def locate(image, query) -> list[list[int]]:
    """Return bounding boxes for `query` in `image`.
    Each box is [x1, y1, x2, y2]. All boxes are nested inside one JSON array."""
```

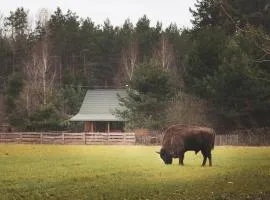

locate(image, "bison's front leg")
[[178, 152, 185, 166]]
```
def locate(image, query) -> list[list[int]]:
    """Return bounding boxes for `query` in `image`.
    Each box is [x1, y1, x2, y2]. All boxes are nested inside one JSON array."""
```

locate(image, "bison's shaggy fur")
[[158, 125, 215, 166]]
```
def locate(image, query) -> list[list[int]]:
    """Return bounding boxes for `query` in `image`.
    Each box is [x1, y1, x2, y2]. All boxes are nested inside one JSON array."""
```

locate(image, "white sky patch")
[[0, 0, 195, 28]]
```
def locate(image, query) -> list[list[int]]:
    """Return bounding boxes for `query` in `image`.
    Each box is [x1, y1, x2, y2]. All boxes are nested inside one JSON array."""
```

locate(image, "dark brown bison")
[[157, 125, 215, 166]]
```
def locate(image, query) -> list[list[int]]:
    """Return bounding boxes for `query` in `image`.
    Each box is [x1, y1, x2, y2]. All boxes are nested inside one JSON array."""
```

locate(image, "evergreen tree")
[[117, 62, 174, 130], [183, 0, 270, 127], [4, 72, 24, 127], [4, 7, 30, 72], [191, 0, 270, 34], [136, 15, 161, 61]]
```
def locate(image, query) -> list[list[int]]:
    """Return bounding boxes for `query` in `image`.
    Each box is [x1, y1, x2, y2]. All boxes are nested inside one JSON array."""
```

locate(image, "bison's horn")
[[156, 151, 160, 154]]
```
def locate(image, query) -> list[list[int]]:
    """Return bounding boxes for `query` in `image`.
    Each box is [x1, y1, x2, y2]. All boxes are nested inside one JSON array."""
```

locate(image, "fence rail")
[[0, 132, 135, 145], [0, 132, 269, 146], [136, 134, 270, 146]]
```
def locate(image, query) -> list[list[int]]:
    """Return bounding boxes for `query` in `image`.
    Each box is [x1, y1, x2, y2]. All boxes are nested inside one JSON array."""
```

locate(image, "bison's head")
[[158, 148, 172, 165]]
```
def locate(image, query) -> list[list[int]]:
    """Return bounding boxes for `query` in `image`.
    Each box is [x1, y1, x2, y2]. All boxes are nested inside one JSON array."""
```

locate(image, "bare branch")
[[219, 0, 242, 32], [253, 59, 270, 63], [243, 72, 270, 83], [219, 0, 270, 58]]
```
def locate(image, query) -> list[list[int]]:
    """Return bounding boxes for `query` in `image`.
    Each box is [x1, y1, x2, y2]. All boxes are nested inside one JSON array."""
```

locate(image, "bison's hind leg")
[[201, 154, 207, 167], [201, 150, 212, 167], [208, 152, 212, 167]]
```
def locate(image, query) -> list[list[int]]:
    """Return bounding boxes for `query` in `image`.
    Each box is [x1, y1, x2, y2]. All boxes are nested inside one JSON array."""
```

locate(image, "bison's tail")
[[211, 129, 216, 150]]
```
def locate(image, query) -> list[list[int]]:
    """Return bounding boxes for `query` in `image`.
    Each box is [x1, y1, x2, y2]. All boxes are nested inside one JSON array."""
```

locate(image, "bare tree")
[[153, 34, 174, 71], [23, 9, 55, 109], [166, 92, 211, 126], [36, 8, 50, 28], [121, 36, 139, 81], [23, 38, 56, 116]]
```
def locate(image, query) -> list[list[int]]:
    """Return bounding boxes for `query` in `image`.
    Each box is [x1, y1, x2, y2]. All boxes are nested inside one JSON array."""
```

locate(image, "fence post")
[[83, 132, 86, 144], [62, 133, 65, 144], [20, 132, 22, 144], [123, 133, 126, 144], [40, 133, 43, 144]]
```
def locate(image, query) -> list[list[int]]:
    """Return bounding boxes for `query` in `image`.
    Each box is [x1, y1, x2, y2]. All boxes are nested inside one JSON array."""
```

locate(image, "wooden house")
[[70, 89, 126, 132]]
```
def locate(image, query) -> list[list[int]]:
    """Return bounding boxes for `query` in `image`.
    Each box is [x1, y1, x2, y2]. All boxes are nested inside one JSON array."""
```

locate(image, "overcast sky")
[[0, 0, 196, 28]]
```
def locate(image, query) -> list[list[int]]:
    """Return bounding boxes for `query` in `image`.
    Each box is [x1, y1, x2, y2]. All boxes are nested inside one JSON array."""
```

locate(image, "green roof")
[[70, 89, 126, 122]]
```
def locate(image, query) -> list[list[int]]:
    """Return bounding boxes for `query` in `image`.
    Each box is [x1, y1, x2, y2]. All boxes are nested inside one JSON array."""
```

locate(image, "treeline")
[[0, 0, 269, 131], [0, 7, 187, 130]]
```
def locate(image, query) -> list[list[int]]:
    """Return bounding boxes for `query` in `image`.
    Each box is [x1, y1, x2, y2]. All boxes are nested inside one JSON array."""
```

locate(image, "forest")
[[0, 0, 269, 131]]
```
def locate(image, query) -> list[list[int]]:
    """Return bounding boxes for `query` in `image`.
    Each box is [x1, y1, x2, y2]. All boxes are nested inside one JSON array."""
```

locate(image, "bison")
[[157, 125, 215, 166]]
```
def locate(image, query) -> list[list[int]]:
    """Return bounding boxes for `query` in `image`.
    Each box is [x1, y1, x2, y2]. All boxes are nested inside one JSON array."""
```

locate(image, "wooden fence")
[[214, 134, 270, 146], [0, 132, 269, 146], [0, 132, 135, 145], [136, 134, 270, 146]]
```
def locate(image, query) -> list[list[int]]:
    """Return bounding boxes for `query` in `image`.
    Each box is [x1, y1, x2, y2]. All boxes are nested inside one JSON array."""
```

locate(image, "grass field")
[[0, 145, 269, 200]]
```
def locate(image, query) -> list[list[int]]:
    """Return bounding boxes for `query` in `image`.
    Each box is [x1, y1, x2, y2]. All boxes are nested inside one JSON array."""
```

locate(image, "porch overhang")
[[70, 114, 124, 122]]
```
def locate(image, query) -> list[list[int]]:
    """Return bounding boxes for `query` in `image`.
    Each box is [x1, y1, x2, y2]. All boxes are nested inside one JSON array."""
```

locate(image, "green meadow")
[[0, 145, 269, 200]]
